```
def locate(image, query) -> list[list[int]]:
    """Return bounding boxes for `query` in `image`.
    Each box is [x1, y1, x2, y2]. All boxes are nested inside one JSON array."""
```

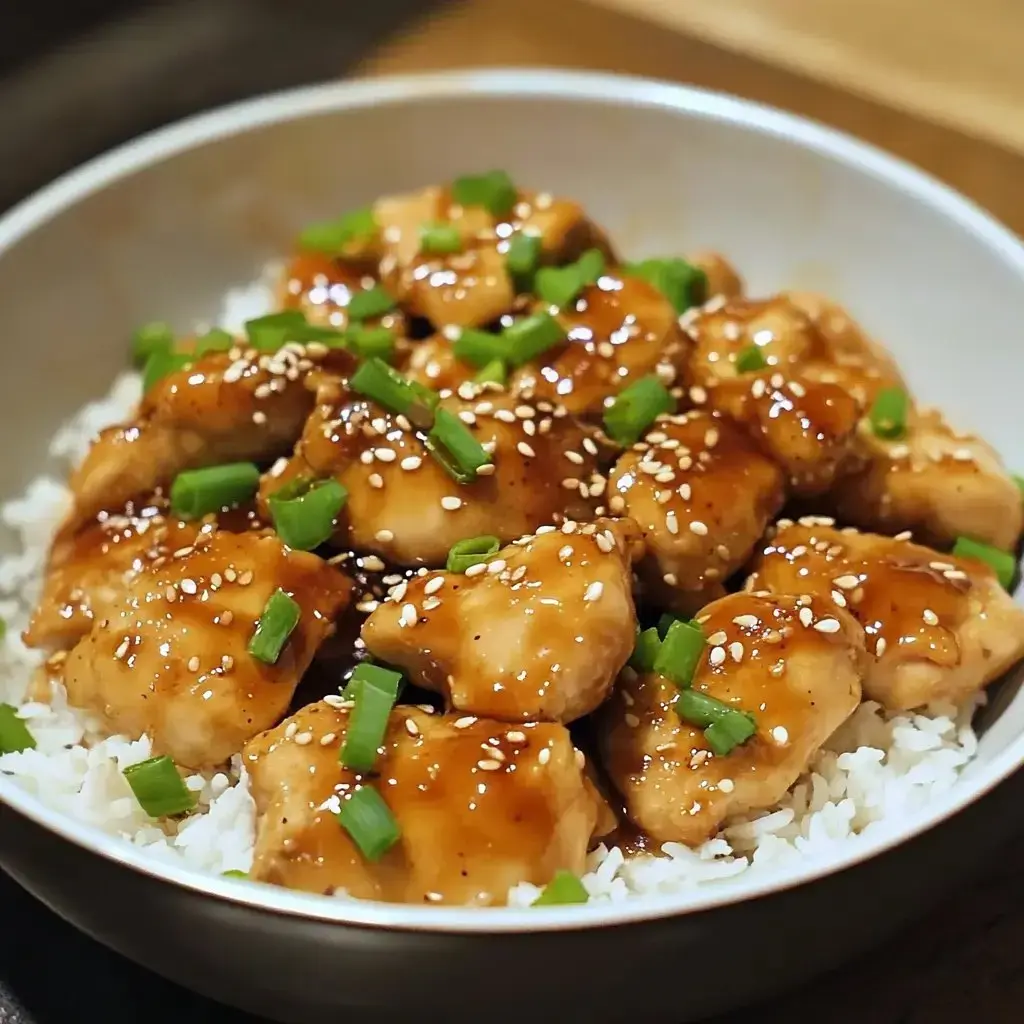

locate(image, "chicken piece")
[[598, 592, 865, 846], [402, 333, 475, 393], [66, 347, 325, 531], [688, 250, 743, 300], [511, 272, 688, 418], [747, 520, 1024, 709], [361, 517, 644, 723], [825, 408, 1023, 551], [62, 531, 351, 768], [260, 380, 601, 567], [245, 702, 606, 905], [609, 411, 784, 613]]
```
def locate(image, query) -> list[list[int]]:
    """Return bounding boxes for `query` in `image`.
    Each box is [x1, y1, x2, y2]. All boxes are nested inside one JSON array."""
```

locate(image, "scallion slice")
[[0, 703, 36, 754], [603, 375, 675, 446], [344, 325, 396, 361], [656, 613, 681, 639], [426, 408, 493, 483], [952, 536, 1017, 590], [268, 478, 347, 551], [170, 462, 260, 520], [337, 785, 401, 861], [340, 667, 402, 772], [703, 712, 758, 757], [122, 756, 196, 817], [629, 626, 663, 673], [506, 232, 542, 284], [350, 358, 437, 429], [474, 359, 508, 386], [869, 387, 910, 440], [654, 619, 706, 688], [532, 871, 589, 906], [248, 589, 301, 664], [342, 662, 405, 703], [420, 221, 463, 255], [298, 206, 377, 254], [347, 284, 397, 323], [503, 312, 565, 367], [195, 327, 234, 354], [132, 321, 174, 366], [453, 328, 509, 369], [451, 170, 517, 216], [143, 350, 193, 394], [676, 691, 757, 755], [735, 344, 767, 373], [624, 258, 707, 314], [534, 248, 605, 309], [222, 870, 248, 879], [447, 535, 500, 573], [1014, 474, 1024, 501], [244, 310, 344, 351]]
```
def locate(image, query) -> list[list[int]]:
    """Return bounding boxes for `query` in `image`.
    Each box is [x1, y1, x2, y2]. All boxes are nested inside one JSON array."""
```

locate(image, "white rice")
[[0, 276, 986, 904]]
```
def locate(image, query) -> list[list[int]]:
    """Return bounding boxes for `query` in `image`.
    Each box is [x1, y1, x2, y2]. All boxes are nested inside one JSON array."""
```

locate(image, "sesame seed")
[[798, 607, 814, 628], [831, 590, 848, 608], [875, 637, 887, 656], [165, 586, 178, 603], [237, 570, 253, 586], [506, 730, 527, 743], [582, 437, 599, 455], [487, 559, 507, 574], [465, 562, 488, 578], [360, 449, 375, 465], [219, 610, 233, 626], [404, 718, 420, 737], [320, 732, 337, 746], [707, 630, 728, 646], [400, 603, 418, 627], [678, 483, 692, 501], [221, 655, 234, 671], [893, 530, 913, 542], [114, 638, 129, 660], [369, 473, 384, 489], [813, 618, 841, 633], [732, 615, 758, 629], [690, 521, 709, 536], [624, 712, 640, 728], [923, 608, 939, 626], [477, 759, 502, 772], [454, 716, 477, 729], [584, 581, 604, 602], [718, 778, 735, 793], [374, 448, 397, 463], [294, 732, 313, 746], [575, 748, 586, 769], [728, 641, 744, 662], [833, 575, 860, 590], [458, 411, 476, 425], [517, 441, 536, 458], [709, 646, 726, 667], [952, 448, 974, 461], [422, 597, 441, 611], [180, 578, 197, 595], [596, 531, 615, 553], [663, 573, 678, 586], [375, 529, 395, 542], [494, 409, 516, 423], [771, 726, 789, 744], [424, 576, 445, 595], [441, 496, 462, 511], [559, 545, 574, 561], [390, 582, 408, 602], [401, 455, 422, 471], [538, 747, 552, 765], [666, 511, 679, 535], [285, 722, 298, 739], [361, 555, 386, 571], [482, 745, 506, 762]]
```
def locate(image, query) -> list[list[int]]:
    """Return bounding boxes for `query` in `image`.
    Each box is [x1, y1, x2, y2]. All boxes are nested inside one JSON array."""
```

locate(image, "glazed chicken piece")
[[245, 702, 607, 905], [747, 520, 1024, 710], [402, 332, 476, 393], [688, 250, 743, 301], [61, 531, 351, 768], [598, 592, 866, 846], [260, 380, 602, 567], [608, 410, 785, 614], [361, 517, 643, 723], [65, 347, 324, 531], [373, 183, 613, 329]]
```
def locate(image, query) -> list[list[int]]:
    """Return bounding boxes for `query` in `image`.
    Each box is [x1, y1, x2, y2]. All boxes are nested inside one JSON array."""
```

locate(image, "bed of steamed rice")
[[0, 275, 985, 905]]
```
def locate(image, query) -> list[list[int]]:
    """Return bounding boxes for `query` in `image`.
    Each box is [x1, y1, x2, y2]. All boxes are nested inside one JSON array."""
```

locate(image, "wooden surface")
[[358, 2, 1024, 1020]]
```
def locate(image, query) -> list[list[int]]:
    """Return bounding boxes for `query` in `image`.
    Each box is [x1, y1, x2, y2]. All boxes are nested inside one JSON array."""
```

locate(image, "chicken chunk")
[[688, 250, 743, 301], [244, 702, 606, 905], [61, 531, 351, 768], [609, 411, 785, 613], [598, 592, 865, 846], [260, 380, 601, 567], [361, 517, 643, 723], [402, 332, 476, 393], [747, 520, 1024, 709]]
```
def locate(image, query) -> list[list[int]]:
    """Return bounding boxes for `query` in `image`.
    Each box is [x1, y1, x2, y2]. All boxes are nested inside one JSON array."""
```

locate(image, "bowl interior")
[[1, 70, 1022, 928]]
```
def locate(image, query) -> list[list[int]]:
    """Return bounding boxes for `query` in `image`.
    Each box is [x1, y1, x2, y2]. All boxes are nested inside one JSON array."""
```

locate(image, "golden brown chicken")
[[61, 531, 351, 768], [746, 520, 1024, 709], [361, 517, 643, 723], [689, 251, 744, 301], [608, 410, 785, 613], [245, 702, 606, 904], [598, 592, 865, 846]]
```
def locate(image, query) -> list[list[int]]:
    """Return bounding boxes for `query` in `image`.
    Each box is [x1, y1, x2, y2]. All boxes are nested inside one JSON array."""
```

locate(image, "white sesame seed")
[[690, 521, 709, 536], [831, 590, 848, 608], [952, 448, 974, 462], [487, 559, 507, 574], [538, 747, 551, 765], [400, 603, 418, 627], [361, 555, 386, 571], [584, 581, 604, 602], [771, 726, 789, 744], [893, 530, 913, 542], [180, 578, 197, 595], [923, 608, 939, 626], [718, 778, 735, 793], [458, 411, 477, 425], [294, 732, 313, 746], [404, 718, 420, 737], [833, 575, 860, 590], [517, 441, 536, 458], [369, 473, 384, 489], [441, 496, 462, 511], [707, 630, 728, 646], [375, 529, 395, 542], [114, 638, 129, 660], [709, 646, 726, 667], [732, 615, 758, 628], [454, 716, 477, 729], [728, 641, 744, 662], [477, 759, 502, 772], [564, 450, 584, 465], [374, 448, 397, 463], [678, 482, 692, 501], [186, 655, 201, 672], [559, 545, 574, 561], [464, 562, 488, 578], [663, 573, 678, 586], [624, 712, 640, 728], [798, 607, 814, 628], [813, 618, 841, 634], [875, 637, 887, 657], [424, 576, 445, 595], [285, 722, 298, 738], [390, 581, 408, 603], [666, 511, 679, 535], [401, 456, 422, 471], [506, 730, 527, 743], [596, 531, 615, 553]]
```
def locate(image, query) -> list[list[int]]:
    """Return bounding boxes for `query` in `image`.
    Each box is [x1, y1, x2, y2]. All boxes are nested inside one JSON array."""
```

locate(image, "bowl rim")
[[2, 67, 1023, 935]]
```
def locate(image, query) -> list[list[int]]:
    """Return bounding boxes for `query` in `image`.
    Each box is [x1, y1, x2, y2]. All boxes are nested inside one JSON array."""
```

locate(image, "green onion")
[[0, 703, 36, 754], [248, 589, 301, 664], [426, 408, 493, 483], [629, 626, 662, 673], [132, 321, 174, 366], [532, 870, 589, 906], [451, 170, 517, 216], [0, 617, 6, 642], [350, 358, 437, 429], [1014, 474, 1024, 501], [503, 312, 565, 367], [169, 462, 260, 520], [268, 478, 347, 551], [474, 359, 508, 386], [676, 691, 758, 756], [122, 756, 196, 817], [222, 870, 248, 879], [244, 310, 344, 351], [337, 785, 401, 861], [952, 536, 1017, 590], [194, 327, 234, 354], [143, 350, 193, 394], [535, 248, 606, 309], [703, 712, 758, 757], [654, 619, 706, 688], [624, 258, 707, 314], [603, 375, 675, 446], [735, 344, 767, 373], [344, 325, 396, 361], [656, 613, 681, 639], [340, 666, 402, 772], [420, 221, 463, 255], [447, 535, 500, 573], [506, 232, 542, 285], [869, 387, 910, 440], [453, 328, 509, 369], [348, 284, 397, 323], [298, 206, 377, 254]]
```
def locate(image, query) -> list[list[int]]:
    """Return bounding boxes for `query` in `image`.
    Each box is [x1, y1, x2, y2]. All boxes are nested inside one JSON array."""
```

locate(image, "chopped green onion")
[[624, 258, 707, 314], [453, 328, 509, 369], [1013, 474, 1024, 501], [344, 325, 396, 361], [169, 462, 260, 520], [703, 711, 758, 757], [348, 284, 397, 323], [426, 408, 493, 483], [656, 613, 681, 639], [195, 327, 234, 354], [534, 248, 605, 309], [122, 756, 196, 817], [298, 206, 377, 254], [474, 359, 508, 386], [447, 535, 501, 573], [952, 536, 1017, 590], [506, 232, 542, 284], [132, 321, 174, 366], [350, 358, 437, 429], [244, 310, 344, 351], [532, 870, 589, 906], [603, 375, 675, 446], [222, 870, 248, 879], [420, 221, 463, 255], [654, 619, 706, 688], [0, 703, 36, 754], [869, 387, 910, 440], [268, 478, 347, 551], [735, 344, 767, 373], [451, 170, 517, 216], [143, 350, 192, 394], [503, 312, 565, 367], [248, 589, 301, 665], [629, 626, 662, 673], [0, 617, 6, 642], [340, 666, 402, 772], [337, 785, 401, 862]]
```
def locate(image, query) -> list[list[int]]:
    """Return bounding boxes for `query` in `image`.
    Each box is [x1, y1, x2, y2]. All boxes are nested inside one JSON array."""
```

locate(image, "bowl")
[[2, 69, 1024, 1024]]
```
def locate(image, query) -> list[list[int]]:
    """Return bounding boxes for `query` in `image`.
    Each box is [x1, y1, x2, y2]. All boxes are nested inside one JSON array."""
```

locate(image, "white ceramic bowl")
[[1, 70, 1023, 1022]]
